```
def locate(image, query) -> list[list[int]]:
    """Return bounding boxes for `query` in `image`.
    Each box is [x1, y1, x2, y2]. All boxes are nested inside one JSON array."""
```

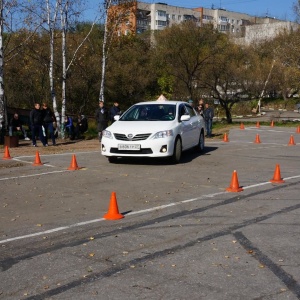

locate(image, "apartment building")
[[129, 1, 256, 36], [115, 1, 298, 43]]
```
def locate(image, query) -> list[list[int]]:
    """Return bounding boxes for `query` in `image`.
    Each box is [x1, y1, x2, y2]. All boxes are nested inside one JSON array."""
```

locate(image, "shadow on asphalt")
[[108, 146, 218, 165]]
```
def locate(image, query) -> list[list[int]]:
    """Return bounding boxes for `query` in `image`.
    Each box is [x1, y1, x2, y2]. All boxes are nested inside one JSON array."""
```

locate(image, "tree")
[[105, 33, 155, 106], [154, 21, 227, 101], [99, 0, 136, 102]]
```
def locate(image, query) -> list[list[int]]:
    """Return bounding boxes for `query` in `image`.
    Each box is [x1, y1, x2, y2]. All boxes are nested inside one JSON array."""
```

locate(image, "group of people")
[[189, 98, 215, 138], [9, 103, 89, 147], [95, 101, 120, 142], [9, 98, 213, 146], [8, 103, 57, 147], [29, 103, 57, 147], [64, 114, 88, 140]]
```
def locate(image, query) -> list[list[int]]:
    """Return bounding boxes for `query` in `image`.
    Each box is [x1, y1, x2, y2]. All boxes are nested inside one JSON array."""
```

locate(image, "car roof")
[[135, 101, 187, 105]]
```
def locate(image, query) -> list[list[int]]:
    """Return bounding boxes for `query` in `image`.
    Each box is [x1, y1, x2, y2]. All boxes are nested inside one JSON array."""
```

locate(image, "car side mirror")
[[180, 115, 190, 122], [114, 115, 120, 121]]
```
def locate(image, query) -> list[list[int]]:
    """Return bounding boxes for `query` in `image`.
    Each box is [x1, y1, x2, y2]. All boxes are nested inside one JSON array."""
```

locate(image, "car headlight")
[[152, 130, 173, 139], [102, 130, 113, 139]]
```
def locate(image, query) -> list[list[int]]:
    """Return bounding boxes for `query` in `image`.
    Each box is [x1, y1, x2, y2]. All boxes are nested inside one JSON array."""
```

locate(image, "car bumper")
[[101, 137, 175, 158]]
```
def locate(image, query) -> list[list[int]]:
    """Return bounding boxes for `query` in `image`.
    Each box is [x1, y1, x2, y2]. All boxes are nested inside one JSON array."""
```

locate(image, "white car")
[[101, 101, 205, 163]]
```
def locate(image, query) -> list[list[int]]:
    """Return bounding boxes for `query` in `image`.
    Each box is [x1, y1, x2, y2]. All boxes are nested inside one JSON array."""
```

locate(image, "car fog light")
[[102, 145, 106, 152], [160, 145, 167, 153]]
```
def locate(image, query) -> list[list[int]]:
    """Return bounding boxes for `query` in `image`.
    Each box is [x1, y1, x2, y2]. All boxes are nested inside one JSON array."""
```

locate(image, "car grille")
[[114, 133, 151, 141], [110, 148, 153, 154]]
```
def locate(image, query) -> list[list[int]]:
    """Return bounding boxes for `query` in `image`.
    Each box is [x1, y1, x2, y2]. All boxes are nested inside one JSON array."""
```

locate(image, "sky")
[[169, 0, 297, 21], [83, 0, 297, 22]]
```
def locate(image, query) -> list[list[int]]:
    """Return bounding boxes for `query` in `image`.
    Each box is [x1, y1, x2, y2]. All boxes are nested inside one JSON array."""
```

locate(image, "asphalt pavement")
[[0, 124, 300, 300]]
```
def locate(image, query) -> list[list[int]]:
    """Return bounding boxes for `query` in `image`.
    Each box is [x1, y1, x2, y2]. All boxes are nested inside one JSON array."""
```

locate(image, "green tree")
[[154, 21, 226, 101]]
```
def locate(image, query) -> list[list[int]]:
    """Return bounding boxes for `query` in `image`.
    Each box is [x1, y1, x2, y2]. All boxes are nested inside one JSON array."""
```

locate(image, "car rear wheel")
[[170, 138, 182, 164], [195, 131, 205, 153]]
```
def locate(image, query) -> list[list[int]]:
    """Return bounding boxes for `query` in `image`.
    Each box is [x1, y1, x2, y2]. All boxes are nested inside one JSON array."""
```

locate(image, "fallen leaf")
[[36, 224, 43, 227], [89, 253, 95, 257], [248, 250, 253, 254], [259, 264, 265, 268], [89, 237, 95, 240], [232, 240, 237, 244]]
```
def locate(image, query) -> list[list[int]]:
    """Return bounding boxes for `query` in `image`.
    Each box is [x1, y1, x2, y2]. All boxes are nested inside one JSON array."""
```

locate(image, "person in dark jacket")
[[95, 101, 109, 142], [109, 101, 120, 123], [75, 115, 88, 139], [203, 103, 214, 138], [42, 102, 56, 146], [30, 103, 47, 147], [9, 113, 30, 140]]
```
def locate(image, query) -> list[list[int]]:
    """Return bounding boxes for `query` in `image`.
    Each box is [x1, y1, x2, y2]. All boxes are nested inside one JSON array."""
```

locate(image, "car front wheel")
[[108, 156, 118, 163], [170, 138, 182, 164], [195, 131, 205, 153]]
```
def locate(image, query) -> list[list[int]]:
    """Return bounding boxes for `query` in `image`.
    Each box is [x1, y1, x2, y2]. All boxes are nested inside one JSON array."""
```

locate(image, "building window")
[[219, 16, 228, 22], [157, 10, 166, 17], [156, 20, 167, 26], [203, 15, 213, 21], [178, 15, 181, 21], [172, 14, 175, 20]]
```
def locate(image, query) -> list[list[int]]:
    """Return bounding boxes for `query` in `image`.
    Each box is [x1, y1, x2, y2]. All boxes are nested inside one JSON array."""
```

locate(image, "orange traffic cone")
[[270, 120, 274, 127], [226, 170, 243, 192], [33, 151, 43, 166], [296, 126, 300, 134], [254, 134, 261, 144], [103, 192, 124, 220], [223, 133, 229, 142], [270, 164, 285, 183], [288, 135, 296, 146], [2, 146, 12, 160], [68, 154, 80, 170], [256, 121, 260, 128], [240, 123, 245, 130]]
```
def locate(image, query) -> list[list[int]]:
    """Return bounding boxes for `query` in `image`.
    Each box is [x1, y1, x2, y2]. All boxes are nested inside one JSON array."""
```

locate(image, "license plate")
[[118, 144, 141, 150]]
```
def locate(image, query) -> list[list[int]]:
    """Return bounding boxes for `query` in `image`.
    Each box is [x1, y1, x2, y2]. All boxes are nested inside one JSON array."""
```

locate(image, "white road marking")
[[0, 170, 69, 181], [12, 158, 56, 168], [1, 175, 299, 244]]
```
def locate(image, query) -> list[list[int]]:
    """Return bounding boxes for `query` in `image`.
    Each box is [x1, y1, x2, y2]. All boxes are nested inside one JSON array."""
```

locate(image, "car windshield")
[[119, 104, 176, 121]]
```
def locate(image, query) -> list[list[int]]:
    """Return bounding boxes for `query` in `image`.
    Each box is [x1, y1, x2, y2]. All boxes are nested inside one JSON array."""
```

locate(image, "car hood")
[[107, 120, 176, 134]]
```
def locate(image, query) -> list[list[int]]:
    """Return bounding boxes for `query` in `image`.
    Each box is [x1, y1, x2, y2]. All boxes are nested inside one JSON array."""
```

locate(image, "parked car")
[[101, 101, 205, 163]]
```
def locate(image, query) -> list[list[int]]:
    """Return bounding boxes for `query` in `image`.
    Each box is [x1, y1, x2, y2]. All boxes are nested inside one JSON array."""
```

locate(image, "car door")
[[178, 104, 193, 149], [185, 104, 200, 146]]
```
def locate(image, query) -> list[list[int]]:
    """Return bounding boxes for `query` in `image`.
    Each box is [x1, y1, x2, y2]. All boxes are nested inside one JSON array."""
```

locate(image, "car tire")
[[108, 156, 117, 163], [170, 137, 182, 164], [195, 131, 205, 153]]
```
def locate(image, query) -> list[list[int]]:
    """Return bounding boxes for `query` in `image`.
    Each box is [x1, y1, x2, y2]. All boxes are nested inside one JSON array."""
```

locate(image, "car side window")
[[178, 105, 188, 121], [185, 104, 196, 117]]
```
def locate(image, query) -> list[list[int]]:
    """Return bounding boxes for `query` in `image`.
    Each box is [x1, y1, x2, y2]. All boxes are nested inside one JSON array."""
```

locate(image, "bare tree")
[[99, 0, 135, 102], [0, 1, 22, 131], [58, 0, 96, 137]]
